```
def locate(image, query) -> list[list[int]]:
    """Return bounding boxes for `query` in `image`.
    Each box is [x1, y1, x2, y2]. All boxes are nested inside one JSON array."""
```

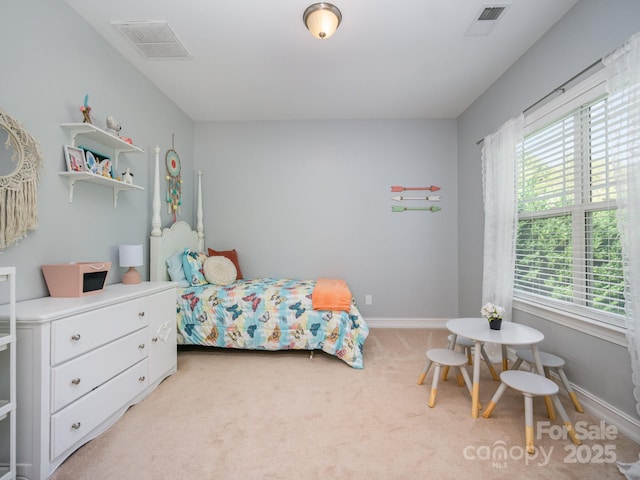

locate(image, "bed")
[[149, 165, 369, 368]]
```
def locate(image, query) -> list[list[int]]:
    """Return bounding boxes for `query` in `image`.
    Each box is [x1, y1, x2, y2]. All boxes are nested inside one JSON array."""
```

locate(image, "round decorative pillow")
[[203, 255, 237, 285]]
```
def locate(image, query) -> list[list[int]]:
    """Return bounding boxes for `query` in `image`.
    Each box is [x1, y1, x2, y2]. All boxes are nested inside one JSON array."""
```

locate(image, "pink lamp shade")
[[119, 244, 143, 285]]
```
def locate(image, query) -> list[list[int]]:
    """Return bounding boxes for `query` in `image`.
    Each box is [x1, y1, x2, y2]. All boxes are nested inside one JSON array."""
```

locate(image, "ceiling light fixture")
[[303, 3, 342, 40]]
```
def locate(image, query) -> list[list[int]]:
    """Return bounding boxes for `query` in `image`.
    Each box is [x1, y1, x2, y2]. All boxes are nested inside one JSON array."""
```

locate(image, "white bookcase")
[[0, 267, 16, 480]]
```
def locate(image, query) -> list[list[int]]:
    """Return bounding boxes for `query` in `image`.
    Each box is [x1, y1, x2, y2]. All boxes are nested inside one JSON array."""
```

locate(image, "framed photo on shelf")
[[63, 145, 86, 172]]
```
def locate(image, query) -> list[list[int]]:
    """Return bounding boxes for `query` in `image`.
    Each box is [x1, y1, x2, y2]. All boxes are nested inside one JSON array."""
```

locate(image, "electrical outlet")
[[365, 295, 373, 305]]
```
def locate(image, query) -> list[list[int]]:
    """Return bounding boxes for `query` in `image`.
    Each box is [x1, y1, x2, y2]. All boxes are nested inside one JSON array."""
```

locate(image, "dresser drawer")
[[51, 297, 149, 365], [51, 328, 149, 413], [50, 358, 149, 460]]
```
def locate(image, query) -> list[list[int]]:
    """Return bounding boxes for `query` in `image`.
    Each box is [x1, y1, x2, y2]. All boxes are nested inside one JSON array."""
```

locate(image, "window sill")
[[513, 297, 628, 347]]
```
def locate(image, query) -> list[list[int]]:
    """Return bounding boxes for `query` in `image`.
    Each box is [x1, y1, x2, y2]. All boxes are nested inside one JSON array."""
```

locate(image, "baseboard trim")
[[504, 348, 640, 445], [368, 319, 640, 445], [365, 317, 448, 329], [569, 383, 640, 445]]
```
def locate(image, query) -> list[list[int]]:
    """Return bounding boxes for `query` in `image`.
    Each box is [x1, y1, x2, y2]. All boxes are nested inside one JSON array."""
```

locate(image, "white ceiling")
[[64, 0, 579, 122]]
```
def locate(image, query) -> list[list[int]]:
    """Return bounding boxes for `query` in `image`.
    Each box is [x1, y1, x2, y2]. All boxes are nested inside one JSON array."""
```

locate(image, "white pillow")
[[203, 255, 237, 285]]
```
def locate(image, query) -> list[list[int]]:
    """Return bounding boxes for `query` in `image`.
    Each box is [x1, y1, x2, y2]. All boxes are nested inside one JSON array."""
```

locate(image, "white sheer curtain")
[[603, 31, 640, 417], [481, 115, 524, 325]]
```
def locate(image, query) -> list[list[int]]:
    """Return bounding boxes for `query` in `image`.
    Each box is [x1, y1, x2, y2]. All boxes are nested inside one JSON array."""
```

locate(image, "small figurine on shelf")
[[80, 94, 92, 124], [122, 168, 134, 185], [101, 159, 113, 178], [105, 116, 121, 137]]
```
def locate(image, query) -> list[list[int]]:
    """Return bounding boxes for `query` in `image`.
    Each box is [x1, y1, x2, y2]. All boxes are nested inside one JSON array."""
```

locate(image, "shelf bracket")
[[113, 149, 123, 170], [66, 178, 76, 203], [61, 174, 122, 209]]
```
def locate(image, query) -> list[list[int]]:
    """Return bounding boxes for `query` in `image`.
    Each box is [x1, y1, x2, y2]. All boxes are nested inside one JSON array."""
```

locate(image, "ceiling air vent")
[[478, 6, 506, 21], [465, 4, 510, 36], [111, 21, 190, 60]]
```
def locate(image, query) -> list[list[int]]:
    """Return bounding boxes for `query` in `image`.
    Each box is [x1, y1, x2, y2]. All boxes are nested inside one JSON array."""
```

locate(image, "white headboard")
[[149, 146, 204, 282]]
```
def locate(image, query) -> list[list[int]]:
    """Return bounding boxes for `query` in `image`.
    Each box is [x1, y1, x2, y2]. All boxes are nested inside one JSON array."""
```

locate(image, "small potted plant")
[[481, 302, 505, 330]]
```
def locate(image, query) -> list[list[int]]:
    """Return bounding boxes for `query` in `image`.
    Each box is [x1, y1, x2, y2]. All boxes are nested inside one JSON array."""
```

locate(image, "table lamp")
[[119, 244, 143, 284]]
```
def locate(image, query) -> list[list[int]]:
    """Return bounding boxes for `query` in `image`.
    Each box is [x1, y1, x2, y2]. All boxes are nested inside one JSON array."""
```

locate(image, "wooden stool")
[[444, 334, 500, 381], [512, 349, 584, 413], [482, 370, 581, 454], [421, 349, 473, 408]]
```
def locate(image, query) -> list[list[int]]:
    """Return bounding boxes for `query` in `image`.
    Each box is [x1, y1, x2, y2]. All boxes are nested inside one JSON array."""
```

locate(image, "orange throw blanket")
[[312, 278, 353, 312]]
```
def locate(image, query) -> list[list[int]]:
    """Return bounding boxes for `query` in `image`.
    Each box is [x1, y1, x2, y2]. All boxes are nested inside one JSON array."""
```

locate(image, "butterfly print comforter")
[[176, 278, 369, 368]]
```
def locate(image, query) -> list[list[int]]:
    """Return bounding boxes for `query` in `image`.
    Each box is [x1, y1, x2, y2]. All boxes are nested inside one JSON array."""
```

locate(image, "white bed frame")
[[149, 146, 205, 282], [148, 151, 320, 361]]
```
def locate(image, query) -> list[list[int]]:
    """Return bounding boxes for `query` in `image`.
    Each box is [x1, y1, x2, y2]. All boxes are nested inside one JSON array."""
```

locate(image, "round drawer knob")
[[152, 337, 158, 343], [138, 376, 146, 382], [71, 378, 81, 385], [138, 311, 145, 317], [70, 334, 81, 341], [138, 343, 145, 350], [71, 422, 81, 430]]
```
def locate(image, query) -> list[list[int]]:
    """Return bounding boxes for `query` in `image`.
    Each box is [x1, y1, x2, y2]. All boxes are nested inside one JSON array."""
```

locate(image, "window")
[[514, 74, 628, 328]]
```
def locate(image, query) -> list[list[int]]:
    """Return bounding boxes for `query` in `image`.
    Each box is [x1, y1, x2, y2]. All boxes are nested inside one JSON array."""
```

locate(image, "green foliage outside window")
[[587, 210, 624, 315], [516, 215, 573, 301], [515, 98, 625, 320]]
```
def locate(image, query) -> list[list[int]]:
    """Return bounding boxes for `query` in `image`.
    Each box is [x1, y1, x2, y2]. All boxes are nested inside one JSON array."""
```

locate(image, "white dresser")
[[0, 282, 176, 480]]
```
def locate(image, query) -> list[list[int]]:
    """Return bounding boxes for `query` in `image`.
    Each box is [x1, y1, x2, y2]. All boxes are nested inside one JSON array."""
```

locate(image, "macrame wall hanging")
[[0, 107, 44, 249], [165, 135, 182, 223]]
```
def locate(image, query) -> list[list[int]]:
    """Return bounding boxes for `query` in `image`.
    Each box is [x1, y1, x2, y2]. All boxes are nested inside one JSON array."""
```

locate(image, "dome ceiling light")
[[303, 3, 342, 40]]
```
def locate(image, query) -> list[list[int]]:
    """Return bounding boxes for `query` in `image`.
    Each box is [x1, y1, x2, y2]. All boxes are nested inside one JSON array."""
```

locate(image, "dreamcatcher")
[[0, 107, 44, 249], [165, 135, 182, 223]]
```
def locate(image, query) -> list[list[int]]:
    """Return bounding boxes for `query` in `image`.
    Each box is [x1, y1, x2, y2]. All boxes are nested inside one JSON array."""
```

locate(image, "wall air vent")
[[464, 4, 510, 36], [111, 21, 191, 60]]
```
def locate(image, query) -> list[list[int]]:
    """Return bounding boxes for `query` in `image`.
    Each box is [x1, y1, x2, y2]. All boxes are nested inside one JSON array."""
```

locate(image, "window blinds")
[[515, 92, 626, 323]]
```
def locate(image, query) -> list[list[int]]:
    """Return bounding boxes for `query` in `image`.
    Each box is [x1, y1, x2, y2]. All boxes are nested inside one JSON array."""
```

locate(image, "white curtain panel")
[[603, 31, 640, 417], [481, 114, 524, 323]]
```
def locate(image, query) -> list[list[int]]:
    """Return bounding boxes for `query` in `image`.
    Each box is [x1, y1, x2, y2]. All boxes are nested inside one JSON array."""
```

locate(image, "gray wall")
[[0, 0, 194, 301], [457, 0, 640, 419], [194, 119, 459, 318], [3, 0, 638, 422]]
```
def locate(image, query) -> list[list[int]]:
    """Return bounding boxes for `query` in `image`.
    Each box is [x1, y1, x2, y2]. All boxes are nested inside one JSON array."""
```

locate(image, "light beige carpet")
[[50, 328, 638, 480]]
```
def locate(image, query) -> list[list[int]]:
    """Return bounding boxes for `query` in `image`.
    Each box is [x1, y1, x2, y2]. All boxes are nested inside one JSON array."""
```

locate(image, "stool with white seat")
[[451, 334, 474, 364], [482, 370, 581, 454], [444, 334, 500, 381], [417, 335, 499, 385], [421, 348, 474, 408], [512, 349, 584, 413]]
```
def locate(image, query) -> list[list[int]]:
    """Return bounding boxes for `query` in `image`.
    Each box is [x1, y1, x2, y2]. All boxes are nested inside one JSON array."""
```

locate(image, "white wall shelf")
[[58, 172, 143, 209], [60, 123, 144, 209], [60, 123, 143, 169]]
